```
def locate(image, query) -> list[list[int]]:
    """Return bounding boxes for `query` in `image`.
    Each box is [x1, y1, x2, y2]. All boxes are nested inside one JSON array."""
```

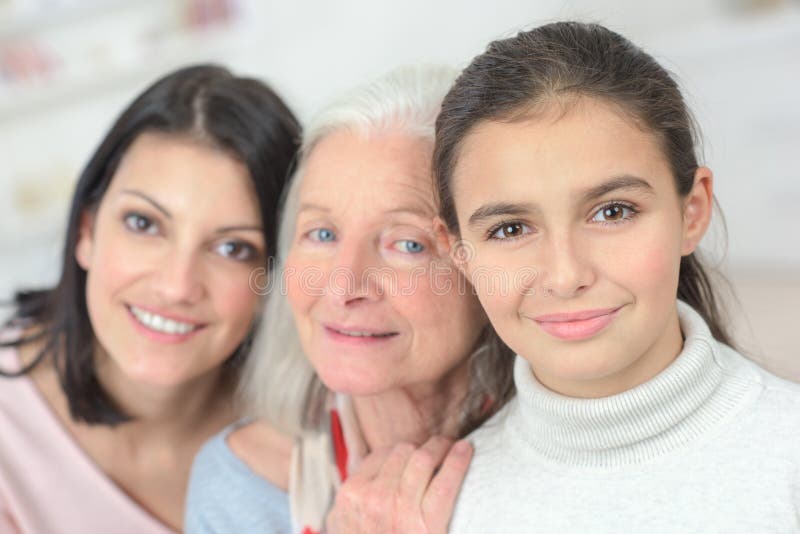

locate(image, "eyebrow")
[[214, 225, 263, 234], [297, 202, 330, 213], [385, 206, 434, 220], [466, 175, 655, 229], [580, 175, 655, 203], [120, 189, 171, 218], [298, 203, 433, 221]]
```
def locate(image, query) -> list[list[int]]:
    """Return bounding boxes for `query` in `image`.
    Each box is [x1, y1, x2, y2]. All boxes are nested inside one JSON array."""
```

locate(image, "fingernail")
[[452, 440, 472, 455]]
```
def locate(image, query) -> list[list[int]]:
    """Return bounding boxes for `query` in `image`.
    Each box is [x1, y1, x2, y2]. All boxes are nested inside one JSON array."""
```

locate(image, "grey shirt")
[[185, 423, 292, 534]]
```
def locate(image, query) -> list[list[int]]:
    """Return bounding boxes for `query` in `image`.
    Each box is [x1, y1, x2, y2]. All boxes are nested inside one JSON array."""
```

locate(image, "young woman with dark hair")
[[0, 64, 299, 532]]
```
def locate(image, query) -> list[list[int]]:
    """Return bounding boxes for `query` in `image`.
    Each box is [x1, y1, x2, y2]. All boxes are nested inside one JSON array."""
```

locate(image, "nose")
[[153, 248, 205, 305], [329, 240, 385, 306], [536, 232, 595, 299]]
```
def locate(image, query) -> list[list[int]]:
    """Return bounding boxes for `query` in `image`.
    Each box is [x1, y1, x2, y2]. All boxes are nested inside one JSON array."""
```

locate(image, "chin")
[[528, 348, 613, 380], [316, 366, 390, 397], [123, 361, 200, 388]]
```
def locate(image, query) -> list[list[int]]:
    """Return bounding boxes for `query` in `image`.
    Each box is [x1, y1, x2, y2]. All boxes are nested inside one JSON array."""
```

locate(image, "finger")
[[376, 441, 417, 484], [397, 436, 454, 509], [350, 443, 416, 531], [421, 439, 473, 533], [349, 445, 393, 481], [395, 437, 457, 532]]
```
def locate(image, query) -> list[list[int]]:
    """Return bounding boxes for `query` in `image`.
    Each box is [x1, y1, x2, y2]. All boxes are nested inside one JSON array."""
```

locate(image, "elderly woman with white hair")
[[184, 65, 514, 533]]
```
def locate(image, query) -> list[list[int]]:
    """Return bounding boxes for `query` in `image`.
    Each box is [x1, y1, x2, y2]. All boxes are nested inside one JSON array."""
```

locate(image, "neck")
[[94, 352, 234, 441], [351, 361, 469, 451]]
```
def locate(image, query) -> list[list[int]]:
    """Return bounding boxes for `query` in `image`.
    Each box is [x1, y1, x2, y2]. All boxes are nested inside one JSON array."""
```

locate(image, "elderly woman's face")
[[285, 129, 486, 396]]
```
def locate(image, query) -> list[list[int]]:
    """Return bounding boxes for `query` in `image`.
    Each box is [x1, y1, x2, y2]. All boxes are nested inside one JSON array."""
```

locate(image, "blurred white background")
[[1, 0, 798, 377]]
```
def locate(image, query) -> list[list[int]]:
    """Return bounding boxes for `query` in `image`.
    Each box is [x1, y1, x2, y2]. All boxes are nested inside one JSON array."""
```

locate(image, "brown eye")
[[603, 206, 623, 220], [215, 240, 257, 262], [591, 203, 637, 224], [490, 222, 531, 240]]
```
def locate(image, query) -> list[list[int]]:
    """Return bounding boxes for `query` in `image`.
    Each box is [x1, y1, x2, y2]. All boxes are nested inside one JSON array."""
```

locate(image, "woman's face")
[[285, 129, 486, 397], [449, 97, 712, 398], [76, 132, 265, 388]]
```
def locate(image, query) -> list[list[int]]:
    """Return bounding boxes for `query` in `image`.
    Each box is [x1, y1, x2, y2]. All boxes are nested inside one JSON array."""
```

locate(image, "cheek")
[[284, 256, 320, 316], [212, 271, 260, 327], [463, 248, 528, 319], [603, 223, 683, 298], [84, 233, 146, 304], [393, 269, 486, 358]]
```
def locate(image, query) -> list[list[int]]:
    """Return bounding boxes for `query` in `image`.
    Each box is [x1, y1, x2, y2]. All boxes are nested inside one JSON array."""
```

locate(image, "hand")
[[325, 436, 473, 534]]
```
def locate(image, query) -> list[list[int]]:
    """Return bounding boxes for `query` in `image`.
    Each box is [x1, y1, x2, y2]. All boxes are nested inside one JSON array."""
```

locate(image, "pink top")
[[0, 335, 174, 534]]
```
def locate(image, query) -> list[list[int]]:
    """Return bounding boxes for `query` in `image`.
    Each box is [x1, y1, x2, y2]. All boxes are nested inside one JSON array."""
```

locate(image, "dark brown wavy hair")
[[1, 64, 300, 424]]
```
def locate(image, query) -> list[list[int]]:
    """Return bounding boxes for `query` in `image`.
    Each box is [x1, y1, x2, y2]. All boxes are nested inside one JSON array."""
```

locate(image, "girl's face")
[[76, 132, 265, 388], [450, 97, 712, 398], [285, 129, 486, 397]]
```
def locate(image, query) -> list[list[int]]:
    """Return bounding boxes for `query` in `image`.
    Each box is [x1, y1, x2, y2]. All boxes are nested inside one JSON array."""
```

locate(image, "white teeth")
[[130, 306, 198, 335], [337, 329, 392, 338]]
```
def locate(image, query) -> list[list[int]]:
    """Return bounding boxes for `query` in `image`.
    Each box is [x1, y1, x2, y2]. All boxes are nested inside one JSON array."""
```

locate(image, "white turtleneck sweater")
[[451, 302, 800, 533]]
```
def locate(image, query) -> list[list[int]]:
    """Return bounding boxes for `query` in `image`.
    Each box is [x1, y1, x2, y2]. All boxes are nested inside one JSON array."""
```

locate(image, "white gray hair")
[[240, 64, 514, 436]]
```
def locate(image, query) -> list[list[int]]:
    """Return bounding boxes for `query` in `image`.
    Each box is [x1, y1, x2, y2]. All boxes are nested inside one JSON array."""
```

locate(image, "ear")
[[681, 166, 714, 256], [433, 216, 469, 275], [432, 216, 453, 256], [75, 210, 96, 270]]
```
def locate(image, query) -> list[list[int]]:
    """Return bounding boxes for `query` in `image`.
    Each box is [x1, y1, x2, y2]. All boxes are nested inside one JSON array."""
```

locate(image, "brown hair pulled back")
[[434, 21, 732, 345]]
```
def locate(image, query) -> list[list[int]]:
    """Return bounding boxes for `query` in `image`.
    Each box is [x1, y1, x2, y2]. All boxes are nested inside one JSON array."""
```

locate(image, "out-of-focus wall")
[[1, 0, 798, 376]]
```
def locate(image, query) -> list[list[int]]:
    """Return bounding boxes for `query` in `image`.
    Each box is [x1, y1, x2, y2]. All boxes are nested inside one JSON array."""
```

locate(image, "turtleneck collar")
[[509, 301, 755, 468]]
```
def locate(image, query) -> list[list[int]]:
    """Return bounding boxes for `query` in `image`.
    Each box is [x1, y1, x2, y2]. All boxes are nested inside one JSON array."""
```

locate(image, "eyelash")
[[214, 240, 258, 262], [485, 221, 530, 241], [484, 201, 640, 241], [391, 239, 426, 254], [306, 228, 337, 243], [123, 212, 159, 235], [590, 201, 639, 226]]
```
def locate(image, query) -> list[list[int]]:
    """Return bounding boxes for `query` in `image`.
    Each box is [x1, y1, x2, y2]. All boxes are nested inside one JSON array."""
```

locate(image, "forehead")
[[299, 129, 436, 218], [454, 98, 671, 196], [108, 132, 259, 218]]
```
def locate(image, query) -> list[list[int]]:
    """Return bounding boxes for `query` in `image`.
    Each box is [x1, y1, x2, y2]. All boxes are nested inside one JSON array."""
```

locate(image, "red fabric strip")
[[329, 408, 349, 482]]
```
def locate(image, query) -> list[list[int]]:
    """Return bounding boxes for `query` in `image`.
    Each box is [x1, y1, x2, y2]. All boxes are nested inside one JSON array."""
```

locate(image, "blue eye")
[[591, 202, 637, 224], [393, 239, 425, 254], [488, 222, 531, 240], [124, 213, 158, 235], [215, 240, 257, 262], [308, 228, 336, 242]]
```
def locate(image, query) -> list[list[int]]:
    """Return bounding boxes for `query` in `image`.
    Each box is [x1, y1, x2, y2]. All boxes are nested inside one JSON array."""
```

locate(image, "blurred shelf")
[[0, 25, 248, 122], [0, 0, 162, 40]]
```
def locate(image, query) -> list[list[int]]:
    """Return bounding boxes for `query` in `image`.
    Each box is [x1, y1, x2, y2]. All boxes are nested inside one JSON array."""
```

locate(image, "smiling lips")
[[127, 304, 205, 343], [323, 324, 399, 346], [530, 306, 623, 341]]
